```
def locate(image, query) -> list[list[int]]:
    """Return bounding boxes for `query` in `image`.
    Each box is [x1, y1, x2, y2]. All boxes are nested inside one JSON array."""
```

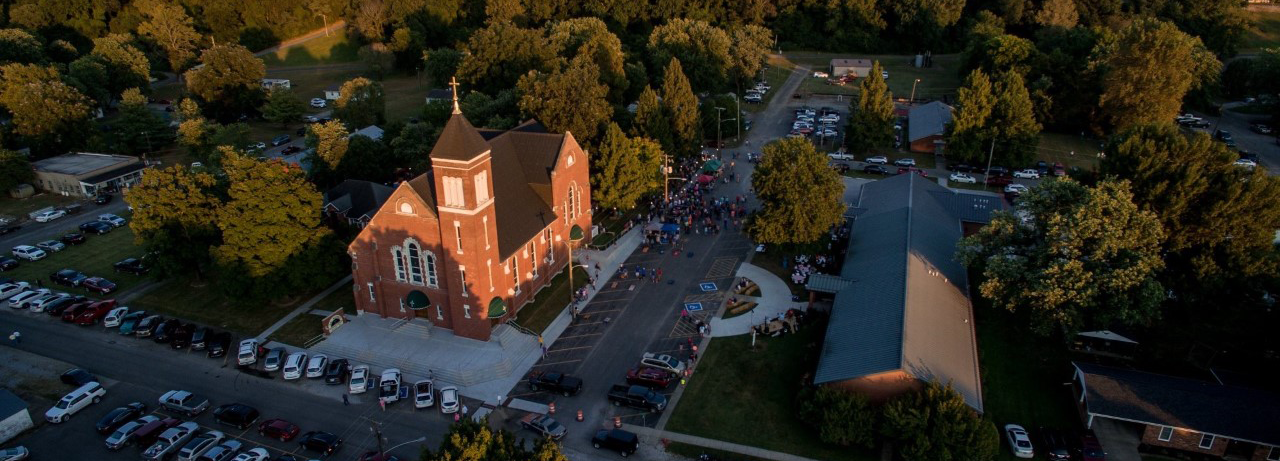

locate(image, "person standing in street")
[[342, 393, 349, 406], [9, 331, 19, 344]]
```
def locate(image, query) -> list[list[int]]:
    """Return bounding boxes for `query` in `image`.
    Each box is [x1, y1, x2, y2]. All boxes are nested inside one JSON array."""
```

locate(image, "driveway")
[[1190, 102, 1280, 174], [1091, 417, 1143, 461]]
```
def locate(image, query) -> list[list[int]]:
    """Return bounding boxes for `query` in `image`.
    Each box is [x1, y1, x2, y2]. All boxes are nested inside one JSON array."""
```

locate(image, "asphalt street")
[[1188, 102, 1280, 174], [1, 307, 452, 460]]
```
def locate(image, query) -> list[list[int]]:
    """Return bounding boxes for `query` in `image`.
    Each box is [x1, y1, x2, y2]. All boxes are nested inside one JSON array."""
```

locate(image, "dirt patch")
[[0, 348, 82, 421]]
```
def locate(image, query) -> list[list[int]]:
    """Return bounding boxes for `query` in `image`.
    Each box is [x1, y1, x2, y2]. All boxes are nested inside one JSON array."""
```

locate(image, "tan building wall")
[[909, 135, 943, 154]]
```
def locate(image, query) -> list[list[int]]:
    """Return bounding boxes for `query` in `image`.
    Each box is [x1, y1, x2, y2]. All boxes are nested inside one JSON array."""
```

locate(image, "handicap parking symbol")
[[684, 303, 703, 312], [699, 282, 718, 292]]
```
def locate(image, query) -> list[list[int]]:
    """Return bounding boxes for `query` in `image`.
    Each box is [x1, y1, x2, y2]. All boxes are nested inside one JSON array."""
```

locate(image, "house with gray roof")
[[907, 101, 953, 154], [0, 389, 33, 444], [325, 179, 395, 228], [808, 173, 1004, 411]]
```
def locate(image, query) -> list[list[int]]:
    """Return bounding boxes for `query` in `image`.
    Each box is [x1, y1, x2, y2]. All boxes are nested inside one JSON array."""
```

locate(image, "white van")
[[237, 339, 258, 366], [282, 352, 307, 380], [103, 306, 130, 327], [46, 381, 106, 423]]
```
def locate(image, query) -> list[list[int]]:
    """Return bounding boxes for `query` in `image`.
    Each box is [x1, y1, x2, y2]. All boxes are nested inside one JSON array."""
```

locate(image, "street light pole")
[[982, 139, 996, 192], [715, 107, 725, 154], [910, 79, 921, 103]]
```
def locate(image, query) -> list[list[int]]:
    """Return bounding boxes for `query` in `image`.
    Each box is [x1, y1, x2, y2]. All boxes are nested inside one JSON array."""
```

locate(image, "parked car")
[[947, 163, 973, 172], [0, 225, 18, 235], [190, 327, 211, 350], [142, 421, 199, 461], [893, 158, 916, 167], [237, 338, 259, 365], [199, 440, 243, 461], [74, 299, 118, 325], [625, 367, 676, 389], [159, 390, 210, 417], [1076, 430, 1107, 461], [105, 415, 161, 450], [0, 282, 28, 300], [865, 155, 889, 164], [176, 430, 225, 461], [379, 369, 402, 402], [170, 323, 196, 349], [30, 294, 69, 312], [639, 353, 686, 375], [305, 354, 328, 378], [45, 381, 106, 423], [0, 257, 19, 271], [118, 311, 148, 335], [862, 165, 890, 175], [34, 210, 66, 222], [258, 418, 301, 441], [298, 431, 343, 456], [8, 289, 49, 309], [102, 306, 130, 327], [591, 429, 639, 457], [1005, 424, 1034, 459], [1039, 427, 1072, 460], [153, 319, 182, 343], [132, 417, 181, 450], [438, 386, 459, 414], [231, 448, 270, 461], [0, 447, 26, 461], [1005, 184, 1030, 194], [213, 403, 260, 430], [948, 173, 977, 184], [607, 384, 667, 413], [349, 365, 370, 394], [310, 98, 327, 108], [283, 352, 307, 380], [94, 194, 113, 205], [60, 368, 97, 386], [519, 413, 567, 440], [1251, 123, 1273, 134], [113, 258, 150, 275], [897, 166, 929, 177], [985, 175, 1013, 187], [60, 300, 94, 322], [11, 245, 46, 261], [271, 135, 291, 146], [83, 276, 117, 294], [1013, 169, 1040, 179], [98, 213, 126, 227], [61, 232, 86, 245], [263, 347, 286, 371], [134, 315, 163, 338], [526, 371, 583, 396], [79, 221, 112, 235], [51, 269, 88, 287], [1052, 162, 1067, 177], [206, 332, 231, 358], [413, 380, 434, 409], [96, 402, 148, 435], [36, 240, 66, 252], [324, 358, 351, 384], [1234, 158, 1257, 169], [827, 152, 854, 161]]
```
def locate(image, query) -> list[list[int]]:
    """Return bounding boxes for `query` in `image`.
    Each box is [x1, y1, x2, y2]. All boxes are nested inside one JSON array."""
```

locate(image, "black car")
[[207, 332, 231, 358], [0, 225, 20, 235], [135, 315, 164, 337], [191, 327, 211, 350], [170, 323, 195, 349], [591, 429, 639, 457], [271, 134, 292, 146], [113, 258, 150, 275], [0, 257, 17, 271], [80, 221, 112, 235], [49, 300, 88, 317], [95, 402, 147, 434], [323, 359, 351, 384], [94, 194, 113, 205], [947, 163, 973, 172], [862, 165, 890, 175], [213, 403, 261, 430], [51, 269, 88, 287], [986, 166, 1009, 177], [60, 368, 97, 386], [153, 319, 182, 343], [61, 232, 86, 245], [1036, 160, 1050, 175], [1039, 427, 1072, 460], [298, 431, 343, 456]]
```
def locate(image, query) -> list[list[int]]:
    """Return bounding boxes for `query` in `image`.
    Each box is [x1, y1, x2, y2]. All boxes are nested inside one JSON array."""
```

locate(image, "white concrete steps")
[[393, 319, 433, 339]]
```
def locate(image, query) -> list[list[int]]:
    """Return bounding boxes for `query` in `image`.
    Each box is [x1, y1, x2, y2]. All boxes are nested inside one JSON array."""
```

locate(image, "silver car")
[[262, 348, 286, 372]]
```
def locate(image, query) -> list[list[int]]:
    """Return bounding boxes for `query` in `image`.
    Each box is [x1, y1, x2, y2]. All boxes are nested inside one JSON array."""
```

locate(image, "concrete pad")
[[709, 263, 803, 337]]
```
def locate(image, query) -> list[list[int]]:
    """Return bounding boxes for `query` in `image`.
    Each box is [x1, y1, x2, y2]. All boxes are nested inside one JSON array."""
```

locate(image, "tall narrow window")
[[436, 305, 443, 320], [454, 222, 463, 253], [486, 260, 494, 292], [367, 283, 376, 302], [545, 229, 555, 263], [459, 267, 468, 297], [425, 252, 438, 287], [1158, 427, 1173, 442], [444, 177, 465, 207], [407, 242, 424, 285], [528, 242, 537, 278], [463, 305, 471, 319], [512, 259, 520, 294], [392, 247, 406, 282], [474, 172, 489, 203], [483, 216, 490, 249], [567, 186, 576, 220]]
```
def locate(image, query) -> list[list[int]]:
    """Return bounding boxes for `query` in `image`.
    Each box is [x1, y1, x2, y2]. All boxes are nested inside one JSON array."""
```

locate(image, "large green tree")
[[517, 55, 611, 144], [114, 88, 171, 156], [846, 61, 895, 153], [0, 29, 45, 65], [546, 18, 627, 101], [423, 48, 462, 88], [422, 420, 566, 461], [798, 386, 877, 448], [945, 69, 997, 164], [0, 150, 34, 193], [748, 138, 845, 245], [1093, 18, 1220, 133], [661, 58, 700, 160], [137, 0, 202, 73], [958, 179, 1166, 334], [307, 120, 350, 171], [632, 86, 673, 155], [125, 165, 222, 279], [261, 88, 306, 127], [881, 382, 999, 461], [185, 44, 267, 118], [91, 34, 151, 97], [591, 123, 662, 210], [990, 71, 1042, 168], [457, 23, 556, 94], [648, 19, 732, 91], [334, 77, 386, 128], [213, 151, 329, 279]]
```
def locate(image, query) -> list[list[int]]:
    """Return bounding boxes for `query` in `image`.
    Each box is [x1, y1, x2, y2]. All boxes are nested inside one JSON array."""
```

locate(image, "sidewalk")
[[708, 263, 799, 337], [624, 425, 825, 461], [536, 223, 644, 345], [256, 274, 352, 340]]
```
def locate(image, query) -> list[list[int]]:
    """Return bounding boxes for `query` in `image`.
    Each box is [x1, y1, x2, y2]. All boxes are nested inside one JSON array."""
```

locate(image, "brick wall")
[[1141, 425, 1230, 458], [1251, 444, 1280, 461]]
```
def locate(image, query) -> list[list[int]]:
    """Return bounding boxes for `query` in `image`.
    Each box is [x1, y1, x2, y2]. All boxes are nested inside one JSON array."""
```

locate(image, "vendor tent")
[[697, 174, 715, 184], [661, 223, 680, 233], [702, 159, 723, 173]]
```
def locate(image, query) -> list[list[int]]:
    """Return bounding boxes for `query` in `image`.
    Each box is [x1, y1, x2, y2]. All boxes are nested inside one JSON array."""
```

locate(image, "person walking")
[[8, 331, 19, 344], [342, 393, 349, 406]]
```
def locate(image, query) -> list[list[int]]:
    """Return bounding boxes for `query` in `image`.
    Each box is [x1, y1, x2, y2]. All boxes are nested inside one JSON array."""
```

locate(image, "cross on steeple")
[[449, 77, 461, 115]]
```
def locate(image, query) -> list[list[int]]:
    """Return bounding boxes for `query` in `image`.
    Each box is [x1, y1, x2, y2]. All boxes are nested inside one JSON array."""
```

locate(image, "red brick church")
[[347, 97, 592, 341]]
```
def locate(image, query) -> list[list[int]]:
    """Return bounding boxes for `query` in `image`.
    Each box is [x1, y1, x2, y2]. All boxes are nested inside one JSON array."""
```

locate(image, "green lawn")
[[666, 321, 877, 461], [266, 312, 325, 348], [129, 277, 308, 336], [786, 52, 963, 101], [261, 29, 361, 67], [666, 442, 772, 461], [1245, 9, 1280, 51], [513, 267, 588, 335], [309, 280, 355, 315], [2, 223, 151, 295], [0, 194, 80, 221], [1037, 132, 1104, 172]]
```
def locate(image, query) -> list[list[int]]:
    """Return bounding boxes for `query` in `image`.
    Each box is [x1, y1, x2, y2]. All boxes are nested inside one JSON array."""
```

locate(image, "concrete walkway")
[[624, 425, 825, 461], [256, 274, 352, 340], [534, 223, 645, 346], [708, 262, 801, 336]]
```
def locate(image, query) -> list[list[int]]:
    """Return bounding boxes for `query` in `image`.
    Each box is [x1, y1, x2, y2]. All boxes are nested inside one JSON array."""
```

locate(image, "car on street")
[[79, 220, 112, 235], [96, 402, 148, 434], [0, 282, 28, 300], [1013, 169, 1040, 179], [862, 165, 890, 175], [271, 134, 291, 146], [324, 358, 351, 384], [865, 155, 888, 164], [827, 152, 854, 161], [626, 367, 675, 389], [45, 381, 106, 423], [1005, 184, 1030, 194], [159, 390, 210, 417], [640, 352, 686, 375], [74, 299, 118, 325], [1052, 162, 1067, 177], [413, 380, 434, 408], [1005, 424, 1034, 459], [83, 276, 117, 294], [206, 332, 231, 358], [310, 98, 327, 108], [102, 306, 129, 327], [526, 371, 583, 396], [349, 365, 370, 394], [1251, 123, 1273, 134], [190, 327, 211, 350], [142, 421, 199, 461], [258, 418, 301, 441], [34, 210, 66, 223], [213, 403, 260, 430], [591, 429, 639, 457], [1235, 158, 1257, 169], [282, 145, 303, 154], [105, 415, 160, 450], [98, 213, 126, 227], [0, 257, 18, 271], [263, 347, 286, 371], [893, 158, 916, 167], [114, 258, 150, 275], [61, 232, 86, 245], [36, 240, 66, 252], [439, 386, 459, 414], [11, 245, 46, 261], [519, 413, 567, 440], [283, 352, 307, 380], [0, 225, 18, 235], [8, 289, 49, 309], [51, 269, 88, 287], [305, 354, 328, 378], [298, 431, 343, 456], [30, 294, 69, 312], [0, 447, 27, 461], [948, 173, 976, 184], [250, 142, 267, 151]]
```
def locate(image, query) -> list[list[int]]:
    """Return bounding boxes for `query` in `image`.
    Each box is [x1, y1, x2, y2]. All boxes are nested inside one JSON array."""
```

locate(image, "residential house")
[[325, 179, 394, 228], [425, 89, 454, 104], [908, 101, 953, 153]]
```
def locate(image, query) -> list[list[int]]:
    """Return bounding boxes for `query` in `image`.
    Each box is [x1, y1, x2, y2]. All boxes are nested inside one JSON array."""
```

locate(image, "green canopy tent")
[[702, 159, 723, 173]]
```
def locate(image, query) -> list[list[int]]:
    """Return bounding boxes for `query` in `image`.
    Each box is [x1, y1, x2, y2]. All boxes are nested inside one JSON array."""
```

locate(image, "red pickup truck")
[[74, 299, 118, 326]]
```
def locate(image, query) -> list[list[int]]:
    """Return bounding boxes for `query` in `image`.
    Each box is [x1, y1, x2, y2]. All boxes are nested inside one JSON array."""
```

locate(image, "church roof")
[[486, 123, 564, 260], [430, 113, 491, 162], [403, 171, 438, 217]]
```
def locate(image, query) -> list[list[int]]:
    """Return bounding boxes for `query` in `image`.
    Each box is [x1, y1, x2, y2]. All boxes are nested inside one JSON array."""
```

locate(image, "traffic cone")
[[548, 402, 556, 414], [576, 410, 584, 422]]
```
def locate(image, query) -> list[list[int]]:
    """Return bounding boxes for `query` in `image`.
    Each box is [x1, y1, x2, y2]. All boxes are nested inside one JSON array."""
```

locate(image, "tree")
[[728, 25, 772, 84], [421, 419, 567, 461], [67, 56, 112, 108], [967, 34, 1037, 77], [334, 77, 386, 128], [958, 179, 1166, 334], [185, 44, 266, 119], [517, 55, 611, 144], [1035, 0, 1080, 28], [136, 0, 202, 73], [391, 122, 440, 173], [338, 134, 392, 182], [359, 43, 395, 80], [177, 98, 213, 156], [0, 150, 34, 193], [213, 151, 328, 279], [0, 64, 92, 139], [0, 29, 45, 65], [748, 138, 846, 245], [423, 48, 462, 87], [888, 0, 967, 51], [798, 387, 876, 448], [91, 34, 151, 96], [307, 120, 350, 171], [881, 382, 999, 461], [632, 86, 673, 155], [648, 19, 732, 91], [1093, 18, 1220, 133], [846, 61, 895, 153], [661, 58, 700, 160], [592, 123, 662, 210], [261, 88, 306, 127], [458, 23, 556, 94], [990, 71, 1041, 168], [115, 88, 171, 156], [125, 165, 222, 279], [944, 69, 997, 164], [821, 0, 886, 52], [547, 18, 627, 101]]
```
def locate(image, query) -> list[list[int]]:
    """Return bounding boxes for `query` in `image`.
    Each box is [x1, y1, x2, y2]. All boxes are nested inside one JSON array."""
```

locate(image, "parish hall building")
[[347, 102, 591, 342]]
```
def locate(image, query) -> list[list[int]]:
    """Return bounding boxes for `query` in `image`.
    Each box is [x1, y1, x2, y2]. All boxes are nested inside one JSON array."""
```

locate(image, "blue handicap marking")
[[684, 303, 703, 312], [699, 282, 718, 292]]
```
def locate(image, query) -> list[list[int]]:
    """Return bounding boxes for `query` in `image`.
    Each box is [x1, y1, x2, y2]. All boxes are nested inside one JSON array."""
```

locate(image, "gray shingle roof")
[[815, 174, 985, 411], [907, 101, 953, 143], [0, 389, 28, 417], [1076, 362, 1280, 446], [325, 179, 395, 222]]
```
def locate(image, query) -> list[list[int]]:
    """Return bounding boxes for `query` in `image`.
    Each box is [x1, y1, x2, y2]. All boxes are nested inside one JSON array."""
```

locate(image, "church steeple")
[[449, 76, 461, 115]]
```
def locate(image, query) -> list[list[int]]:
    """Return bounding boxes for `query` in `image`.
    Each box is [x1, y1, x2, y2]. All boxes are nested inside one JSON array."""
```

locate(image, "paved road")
[[1190, 102, 1280, 174], [0, 199, 131, 250], [1, 308, 450, 460]]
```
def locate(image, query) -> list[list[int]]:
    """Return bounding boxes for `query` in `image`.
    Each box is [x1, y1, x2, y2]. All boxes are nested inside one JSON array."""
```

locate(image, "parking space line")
[[553, 332, 602, 340], [532, 359, 582, 367], [547, 345, 593, 353]]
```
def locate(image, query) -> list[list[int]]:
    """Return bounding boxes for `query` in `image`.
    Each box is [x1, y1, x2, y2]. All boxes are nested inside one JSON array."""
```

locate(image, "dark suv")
[[51, 269, 88, 287], [298, 431, 343, 456], [206, 332, 231, 358], [591, 429, 639, 457], [324, 359, 351, 384], [213, 403, 260, 430]]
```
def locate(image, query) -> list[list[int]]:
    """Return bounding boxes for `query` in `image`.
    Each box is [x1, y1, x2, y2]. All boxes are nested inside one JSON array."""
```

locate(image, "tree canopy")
[[261, 88, 306, 127], [517, 55, 611, 144], [0, 64, 92, 145], [881, 382, 999, 461], [591, 123, 662, 210], [660, 58, 700, 160], [184, 44, 266, 119], [748, 138, 846, 245], [846, 60, 895, 153], [421, 420, 566, 461], [335, 77, 386, 128], [1093, 18, 1220, 133]]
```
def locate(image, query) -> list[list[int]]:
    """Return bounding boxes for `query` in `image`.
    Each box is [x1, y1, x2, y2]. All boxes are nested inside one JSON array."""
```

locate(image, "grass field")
[[129, 277, 309, 336], [665, 321, 878, 461], [0, 194, 80, 221], [786, 52, 963, 101], [1245, 9, 1280, 51], [266, 313, 325, 347], [513, 267, 588, 335], [1, 223, 150, 295], [1037, 132, 1104, 172], [666, 442, 772, 461], [309, 280, 355, 315], [261, 29, 361, 67]]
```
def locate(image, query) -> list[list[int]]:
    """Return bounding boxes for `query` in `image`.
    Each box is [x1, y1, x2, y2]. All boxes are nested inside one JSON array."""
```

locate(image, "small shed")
[[830, 59, 873, 78], [324, 85, 341, 100], [0, 389, 34, 444], [907, 101, 954, 153]]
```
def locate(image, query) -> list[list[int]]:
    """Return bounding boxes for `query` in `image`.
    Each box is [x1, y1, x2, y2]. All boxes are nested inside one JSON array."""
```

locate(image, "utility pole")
[[982, 139, 996, 192], [715, 107, 725, 155], [910, 79, 921, 103]]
